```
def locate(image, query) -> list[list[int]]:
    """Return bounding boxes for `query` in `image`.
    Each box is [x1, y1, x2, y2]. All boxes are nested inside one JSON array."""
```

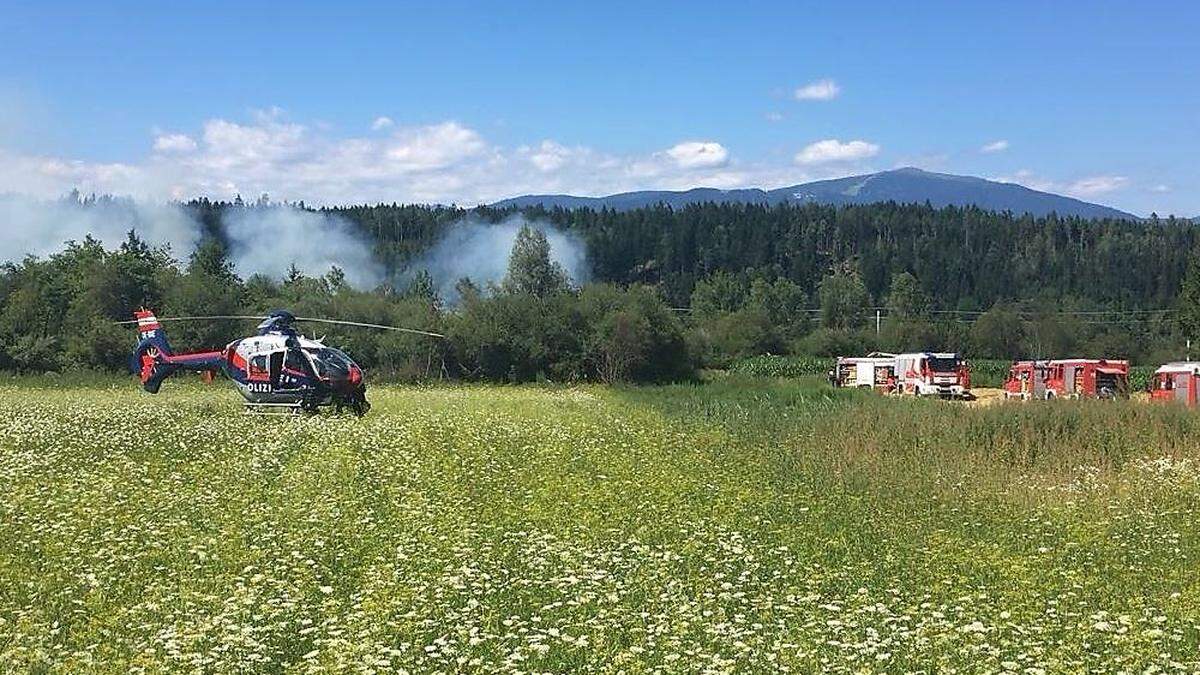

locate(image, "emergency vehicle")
[[894, 352, 972, 399], [831, 353, 896, 392], [1003, 360, 1050, 400], [1149, 362, 1200, 406], [1004, 359, 1129, 400]]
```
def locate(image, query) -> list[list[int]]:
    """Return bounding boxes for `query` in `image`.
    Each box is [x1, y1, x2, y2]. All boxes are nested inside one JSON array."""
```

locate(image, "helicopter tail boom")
[[130, 310, 224, 393]]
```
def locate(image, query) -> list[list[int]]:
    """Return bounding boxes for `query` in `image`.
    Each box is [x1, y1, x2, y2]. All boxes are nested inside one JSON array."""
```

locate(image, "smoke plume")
[[0, 193, 198, 260], [406, 214, 589, 301], [0, 195, 385, 288], [0, 195, 585, 297], [221, 207, 384, 288]]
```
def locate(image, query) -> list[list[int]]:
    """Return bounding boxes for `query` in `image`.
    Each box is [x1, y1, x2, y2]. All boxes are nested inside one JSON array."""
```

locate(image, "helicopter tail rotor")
[[130, 310, 175, 392]]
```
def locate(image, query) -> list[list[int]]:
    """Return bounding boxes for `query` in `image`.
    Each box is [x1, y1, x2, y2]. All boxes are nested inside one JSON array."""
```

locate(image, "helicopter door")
[[269, 350, 285, 389]]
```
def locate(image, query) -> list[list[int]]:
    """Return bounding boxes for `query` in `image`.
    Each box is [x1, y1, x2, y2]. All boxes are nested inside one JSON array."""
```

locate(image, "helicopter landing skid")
[[242, 401, 307, 416]]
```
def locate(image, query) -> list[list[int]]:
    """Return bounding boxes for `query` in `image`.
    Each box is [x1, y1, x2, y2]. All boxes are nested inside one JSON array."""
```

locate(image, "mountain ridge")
[[493, 167, 1139, 220]]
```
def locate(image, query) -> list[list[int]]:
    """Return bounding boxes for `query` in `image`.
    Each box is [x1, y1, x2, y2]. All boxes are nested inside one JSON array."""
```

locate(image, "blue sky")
[[1, 1, 1196, 215]]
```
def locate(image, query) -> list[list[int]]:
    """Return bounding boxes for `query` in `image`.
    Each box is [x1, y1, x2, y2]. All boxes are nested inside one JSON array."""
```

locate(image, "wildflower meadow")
[[0, 377, 1197, 672]]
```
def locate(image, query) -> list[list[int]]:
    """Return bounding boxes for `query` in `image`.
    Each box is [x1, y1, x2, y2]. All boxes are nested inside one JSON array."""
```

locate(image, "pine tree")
[[1177, 249, 1200, 341]]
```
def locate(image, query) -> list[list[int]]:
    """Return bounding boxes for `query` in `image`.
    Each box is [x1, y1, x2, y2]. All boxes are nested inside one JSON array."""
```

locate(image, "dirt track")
[[967, 387, 1005, 407], [965, 387, 1151, 407]]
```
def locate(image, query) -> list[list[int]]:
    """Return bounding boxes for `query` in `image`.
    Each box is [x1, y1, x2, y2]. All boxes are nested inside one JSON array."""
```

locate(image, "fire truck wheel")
[[1044, 391, 1056, 401]]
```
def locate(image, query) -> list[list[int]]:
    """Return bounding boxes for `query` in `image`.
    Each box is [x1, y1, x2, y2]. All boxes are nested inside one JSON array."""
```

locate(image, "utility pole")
[[875, 309, 881, 336]]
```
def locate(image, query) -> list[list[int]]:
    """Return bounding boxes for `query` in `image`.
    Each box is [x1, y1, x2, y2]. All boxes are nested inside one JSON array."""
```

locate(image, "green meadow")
[[0, 377, 1198, 672]]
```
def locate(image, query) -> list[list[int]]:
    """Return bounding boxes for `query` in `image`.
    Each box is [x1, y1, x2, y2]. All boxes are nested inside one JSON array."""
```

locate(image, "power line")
[[672, 306, 1179, 318]]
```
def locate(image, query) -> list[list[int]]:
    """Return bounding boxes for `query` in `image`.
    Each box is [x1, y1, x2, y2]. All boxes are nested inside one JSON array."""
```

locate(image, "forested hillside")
[[294, 199, 1194, 309], [3, 197, 1200, 379]]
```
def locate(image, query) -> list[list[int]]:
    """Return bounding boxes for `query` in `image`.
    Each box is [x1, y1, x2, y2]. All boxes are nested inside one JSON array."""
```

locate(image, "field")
[[1, 377, 1199, 672]]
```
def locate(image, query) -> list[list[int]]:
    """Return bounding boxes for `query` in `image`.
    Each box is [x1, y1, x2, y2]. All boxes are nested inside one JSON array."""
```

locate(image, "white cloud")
[[521, 140, 574, 172], [153, 133, 197, 153], [980, 139, 1009, 153], [383, 121, 487, 172], [993, 169, 1052, 192], [994, 169, 1129, 199], [794, 79, 840, 101], [0, 110, 844, 205], [199, 114, 309, 172], [794, 139, 879, 165], [1066, 175, 1128, 197], [1150, 184, 1171, 193], [664, 141, 729, 169], [764, 111, 784, 122], [371, 116, 394, 131]]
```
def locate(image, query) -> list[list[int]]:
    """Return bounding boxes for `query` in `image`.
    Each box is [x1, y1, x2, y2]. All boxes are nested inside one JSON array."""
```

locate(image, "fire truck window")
[[928, 356, 958, 372]]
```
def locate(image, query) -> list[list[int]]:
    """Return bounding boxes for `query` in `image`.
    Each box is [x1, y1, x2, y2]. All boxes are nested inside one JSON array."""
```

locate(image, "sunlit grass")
[[0, 377, 1197, 671]]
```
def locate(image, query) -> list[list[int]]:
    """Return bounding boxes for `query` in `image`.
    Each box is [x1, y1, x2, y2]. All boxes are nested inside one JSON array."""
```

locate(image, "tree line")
[[0, 225, 692, 382], [3, 198, 1200, 380]]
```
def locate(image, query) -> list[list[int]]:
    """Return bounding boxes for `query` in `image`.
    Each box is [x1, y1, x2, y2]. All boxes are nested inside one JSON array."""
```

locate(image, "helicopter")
[[125, 308, 443, 416]]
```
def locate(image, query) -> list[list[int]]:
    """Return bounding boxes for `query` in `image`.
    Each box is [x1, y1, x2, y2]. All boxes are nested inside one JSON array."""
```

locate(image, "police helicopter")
[[123, 309, 443, 416]]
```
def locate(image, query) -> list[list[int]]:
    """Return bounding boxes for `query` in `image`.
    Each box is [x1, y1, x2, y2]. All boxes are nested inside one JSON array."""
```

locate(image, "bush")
[[578, 285, 693, 383], [794, 328, 873, 357]]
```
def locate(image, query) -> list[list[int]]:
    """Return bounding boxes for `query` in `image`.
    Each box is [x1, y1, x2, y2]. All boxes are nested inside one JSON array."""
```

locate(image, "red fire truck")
[[1047, 359, 1128, 400], [1006, 359, 1129, 400], [1149, 362, 1200, 406], [894, 352, 972, 399], [1003, 360, 1050, 400]]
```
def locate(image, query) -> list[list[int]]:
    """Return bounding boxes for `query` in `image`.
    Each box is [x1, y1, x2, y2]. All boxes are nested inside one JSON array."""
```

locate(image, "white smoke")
[[0, 193, 198, 261], [221, 206, 384, 288], [406, 214, 590, 301], [0, 194, 583, 295]]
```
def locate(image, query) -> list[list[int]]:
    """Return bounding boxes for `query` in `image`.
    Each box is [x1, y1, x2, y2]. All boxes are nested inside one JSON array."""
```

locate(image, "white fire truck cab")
[[831, 353, 896, 392], [894, 351, 972, 399]]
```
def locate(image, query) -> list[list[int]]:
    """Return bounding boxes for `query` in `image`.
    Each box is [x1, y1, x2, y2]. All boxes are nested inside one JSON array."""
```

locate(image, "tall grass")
[[0, 378, 1196, 671]]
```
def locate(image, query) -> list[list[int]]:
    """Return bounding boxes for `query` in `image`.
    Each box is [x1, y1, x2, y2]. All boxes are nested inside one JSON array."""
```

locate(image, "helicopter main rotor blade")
[[113, 315, 266, 324], [295, 317, 446, 338], [114, 314, 445, 338]]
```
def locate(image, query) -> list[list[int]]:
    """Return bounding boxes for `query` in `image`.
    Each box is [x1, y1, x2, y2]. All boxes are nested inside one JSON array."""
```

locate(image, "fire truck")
[[1004, 359, 1129, 400], [1046, 359, 1128, 400], [1148, 362, 1200, 406], [893, 352, 972, 399], [831, 353, 896, 392], [1003, 360, 1050, 400]]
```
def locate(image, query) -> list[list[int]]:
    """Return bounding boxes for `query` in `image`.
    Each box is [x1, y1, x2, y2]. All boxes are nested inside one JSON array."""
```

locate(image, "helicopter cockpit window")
[[306, 347, 355, 379]]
